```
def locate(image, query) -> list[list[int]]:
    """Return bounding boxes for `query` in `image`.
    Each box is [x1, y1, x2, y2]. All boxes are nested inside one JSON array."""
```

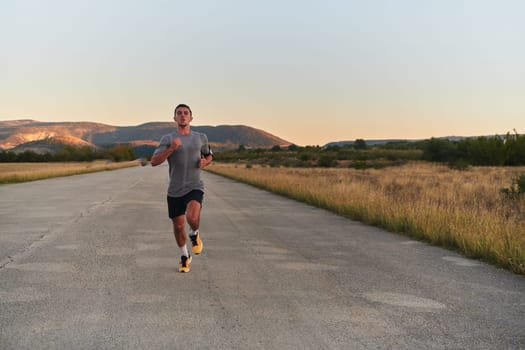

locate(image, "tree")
[[317, 155, 337, 167], [105, 145, 136, 162], [354, 139, 367, 150], [504, 131, 525, 165], [422, 138, 459, 163]]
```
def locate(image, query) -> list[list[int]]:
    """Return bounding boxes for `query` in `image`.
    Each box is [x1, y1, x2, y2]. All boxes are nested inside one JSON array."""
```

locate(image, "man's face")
[[174, 107, 192, 126]]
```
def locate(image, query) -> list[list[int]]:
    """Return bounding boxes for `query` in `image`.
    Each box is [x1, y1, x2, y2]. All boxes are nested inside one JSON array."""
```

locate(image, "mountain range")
[[0, 120, 291, 153], [2, 119, 503, 156]]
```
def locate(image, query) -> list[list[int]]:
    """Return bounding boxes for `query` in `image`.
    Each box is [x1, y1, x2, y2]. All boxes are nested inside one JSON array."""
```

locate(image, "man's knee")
[[186, 212, 200, 226], [172, 217, 185, 233], [186, 213, 200, 229]]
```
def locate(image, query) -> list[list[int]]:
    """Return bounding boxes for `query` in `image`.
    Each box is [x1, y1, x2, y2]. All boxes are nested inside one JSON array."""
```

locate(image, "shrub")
[[500, 173, 525, 200], [422, 138, 459, 163], [353, 139, 367, 150], [298, 153, 311, 162], [352, 160, 369, 169], [448, 159, 472, 171], [317, 155, 337, 167]]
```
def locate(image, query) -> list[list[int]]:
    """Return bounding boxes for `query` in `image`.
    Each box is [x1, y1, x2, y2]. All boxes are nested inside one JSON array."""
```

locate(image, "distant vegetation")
[[2, 130, 524, 169], [213, 131, 525, 169], [215, 143, 422, 169], [0, 145, 137, 163], [422, 131, 525, 167]]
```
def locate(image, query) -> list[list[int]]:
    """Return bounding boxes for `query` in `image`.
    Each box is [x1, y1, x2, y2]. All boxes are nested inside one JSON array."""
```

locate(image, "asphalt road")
[[0, 165, 524, 349]]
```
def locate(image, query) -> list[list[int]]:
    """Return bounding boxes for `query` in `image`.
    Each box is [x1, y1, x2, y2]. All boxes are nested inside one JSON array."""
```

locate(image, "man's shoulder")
[[190, 130, 208, 139], [160, 130, 178, 139]]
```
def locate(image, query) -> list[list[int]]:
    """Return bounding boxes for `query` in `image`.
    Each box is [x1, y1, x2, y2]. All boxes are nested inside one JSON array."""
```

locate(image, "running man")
[[151, 104, 213, 273]]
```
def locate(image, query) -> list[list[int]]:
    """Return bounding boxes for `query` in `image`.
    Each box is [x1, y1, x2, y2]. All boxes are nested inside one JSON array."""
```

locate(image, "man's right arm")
[[151, 146, 172, 166], [151, 137, 181, 166]]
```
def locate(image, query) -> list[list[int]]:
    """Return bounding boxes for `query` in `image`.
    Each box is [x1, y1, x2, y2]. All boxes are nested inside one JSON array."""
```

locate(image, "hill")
[[323, 139, 421, 148], [0, 120, 291, 153], [10, 136, 96, 154], [322, 135, 517, 148]]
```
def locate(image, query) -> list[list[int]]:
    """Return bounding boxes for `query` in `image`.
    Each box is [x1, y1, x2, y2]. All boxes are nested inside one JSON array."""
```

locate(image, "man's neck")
[[177, 126, 191, 135]]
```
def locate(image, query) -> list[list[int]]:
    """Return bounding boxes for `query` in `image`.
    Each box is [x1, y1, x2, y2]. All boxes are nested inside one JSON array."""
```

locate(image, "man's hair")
[[174, 104, 192, 116]]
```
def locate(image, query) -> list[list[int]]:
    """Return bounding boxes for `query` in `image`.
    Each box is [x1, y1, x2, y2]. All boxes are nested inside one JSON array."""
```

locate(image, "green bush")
[[448, 159, 472, 171], [352, 160, 368, 169], [318, 155, 337, 167], [500, 173, 525, 200]]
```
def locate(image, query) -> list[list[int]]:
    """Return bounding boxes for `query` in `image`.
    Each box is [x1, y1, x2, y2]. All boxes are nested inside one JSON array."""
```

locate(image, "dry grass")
[[0, 160, 140, 184], [207, 162, 525, 274]]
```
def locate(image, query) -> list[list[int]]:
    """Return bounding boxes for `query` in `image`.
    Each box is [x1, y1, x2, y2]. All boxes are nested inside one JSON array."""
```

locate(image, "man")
[[151, 104, 213, 273]]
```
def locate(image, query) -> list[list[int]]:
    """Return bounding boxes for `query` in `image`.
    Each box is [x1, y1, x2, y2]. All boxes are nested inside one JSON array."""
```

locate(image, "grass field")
[[0, 160, 140, 184], [207, 162, 525, 275]]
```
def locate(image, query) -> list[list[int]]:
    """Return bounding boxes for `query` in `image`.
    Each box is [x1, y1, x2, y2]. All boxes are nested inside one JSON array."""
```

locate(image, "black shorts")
[[167, 190, 204, 218]]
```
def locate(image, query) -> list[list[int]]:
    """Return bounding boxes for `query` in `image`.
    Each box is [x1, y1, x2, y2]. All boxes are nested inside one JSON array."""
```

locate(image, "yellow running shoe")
[[178, 255, 192, 273], [190, 232, 203, 255]]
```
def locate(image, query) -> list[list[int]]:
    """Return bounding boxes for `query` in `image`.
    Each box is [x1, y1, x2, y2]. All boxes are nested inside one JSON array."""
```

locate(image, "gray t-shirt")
[[153, 130, 212, 197]]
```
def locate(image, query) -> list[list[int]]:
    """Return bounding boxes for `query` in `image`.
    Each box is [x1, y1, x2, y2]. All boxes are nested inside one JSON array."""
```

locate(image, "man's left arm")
[[199, 154, 213, 168], [199, 135, 213, 168]]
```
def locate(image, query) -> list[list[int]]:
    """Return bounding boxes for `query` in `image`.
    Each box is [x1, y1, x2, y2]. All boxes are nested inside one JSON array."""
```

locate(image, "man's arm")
[[199, 154, 213, 168], [151, 138, 181, 166], [199, 140, 213, 168]]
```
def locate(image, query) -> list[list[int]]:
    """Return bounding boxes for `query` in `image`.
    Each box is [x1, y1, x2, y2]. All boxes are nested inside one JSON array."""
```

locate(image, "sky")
[[1, 0, 524, 146]]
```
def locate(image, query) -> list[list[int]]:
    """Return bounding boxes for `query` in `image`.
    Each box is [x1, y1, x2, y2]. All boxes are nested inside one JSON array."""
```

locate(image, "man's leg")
[[172, 215, 187, 250], [186, 200, 202, 232], [187, 200, 203, 254], [172, 215, 191, 272]]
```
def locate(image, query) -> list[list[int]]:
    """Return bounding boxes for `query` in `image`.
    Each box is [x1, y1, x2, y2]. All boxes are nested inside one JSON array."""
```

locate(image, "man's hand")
[[171, 138, 182, 150], [151, 137, 182, 166], [199, 155, 212, 168]]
